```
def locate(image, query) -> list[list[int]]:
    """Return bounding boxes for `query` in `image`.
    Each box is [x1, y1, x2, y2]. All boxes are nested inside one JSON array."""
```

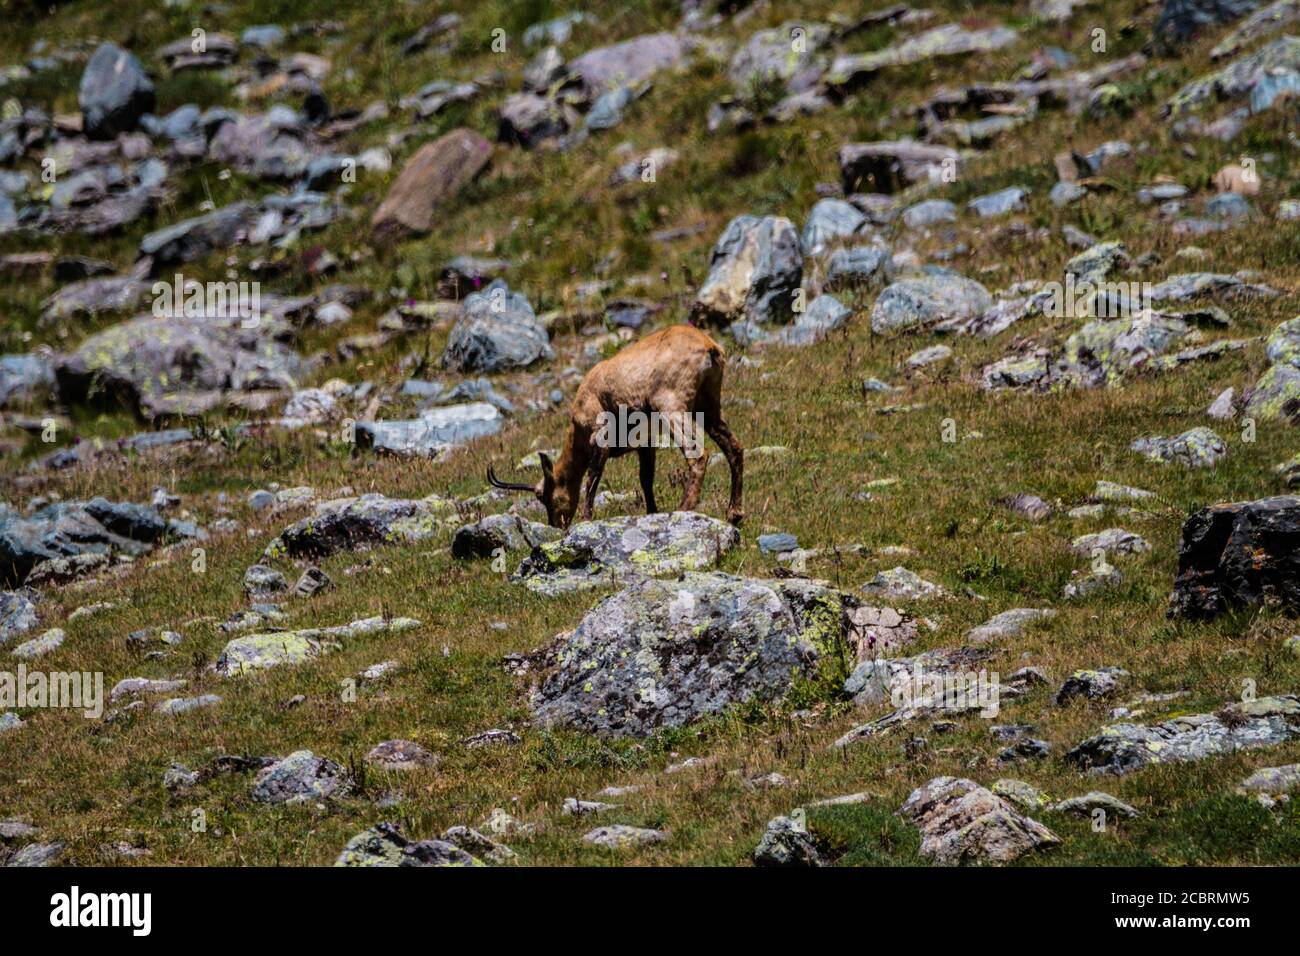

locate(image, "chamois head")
[[487, 452, 575, 529]]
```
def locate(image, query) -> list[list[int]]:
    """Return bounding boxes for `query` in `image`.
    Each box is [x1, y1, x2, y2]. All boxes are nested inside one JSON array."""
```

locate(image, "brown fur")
[[490, 325, 744, 528]]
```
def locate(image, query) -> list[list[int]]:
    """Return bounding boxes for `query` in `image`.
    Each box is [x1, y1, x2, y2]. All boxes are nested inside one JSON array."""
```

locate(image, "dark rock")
[[0, 498, 164, 587], [839, 140, 960, 193], [451, 513, 560, 559], [1154, 0, 1268, 46], [1169, 496, 1300, 618]]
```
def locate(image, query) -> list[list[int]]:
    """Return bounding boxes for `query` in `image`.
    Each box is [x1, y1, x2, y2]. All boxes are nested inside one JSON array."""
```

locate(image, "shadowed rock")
[[1169, 496, 1300, 618]]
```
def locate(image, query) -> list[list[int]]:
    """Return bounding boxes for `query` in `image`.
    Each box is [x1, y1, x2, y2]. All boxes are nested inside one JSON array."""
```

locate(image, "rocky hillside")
[[1, 0, 1299, 867]]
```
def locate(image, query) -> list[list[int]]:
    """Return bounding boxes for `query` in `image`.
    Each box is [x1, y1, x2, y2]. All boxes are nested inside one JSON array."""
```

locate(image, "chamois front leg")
[[637, 447, 658, 513], [580, 444, 609, 520]]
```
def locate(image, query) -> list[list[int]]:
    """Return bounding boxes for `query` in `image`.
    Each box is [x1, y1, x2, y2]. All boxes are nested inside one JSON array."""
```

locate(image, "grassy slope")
[[0, 0, 1299, 865]]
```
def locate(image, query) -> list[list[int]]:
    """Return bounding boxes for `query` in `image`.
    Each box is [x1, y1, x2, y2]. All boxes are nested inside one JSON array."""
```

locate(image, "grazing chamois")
[[488, 325, 744, 529]]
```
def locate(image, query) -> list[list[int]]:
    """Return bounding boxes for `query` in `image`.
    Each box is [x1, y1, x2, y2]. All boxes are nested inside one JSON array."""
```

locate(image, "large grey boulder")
[[356, 402, 503, 457], [79, 43, 155, 139], [1066, 695, 1300, 774], [801, 198, 866, 256], [870, 274, 992, 334], [529, 571, 863, 737], [513, 511, 740, 594], [55, 311, 301, 418], [441, 280, 553, 373], [897, 776, 1059, 865], [264, 493, 459, 560], [0, 499, 165, 587], [1169, 496, 1300, 618], [691, 215, 802, 327], [729, 22, 832, 99], [567, 32, 686, 96], [139, 201, 260, 267]]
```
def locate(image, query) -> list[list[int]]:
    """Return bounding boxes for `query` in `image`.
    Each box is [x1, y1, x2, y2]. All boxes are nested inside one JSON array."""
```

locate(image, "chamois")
[[488, 325, 744, 529]]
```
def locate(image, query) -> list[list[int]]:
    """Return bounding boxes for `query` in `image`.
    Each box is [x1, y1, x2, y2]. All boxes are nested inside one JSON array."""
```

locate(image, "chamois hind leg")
[[704, 409, 744, 526], [637, 447, 658, 514], [581, 444, 609, 520]]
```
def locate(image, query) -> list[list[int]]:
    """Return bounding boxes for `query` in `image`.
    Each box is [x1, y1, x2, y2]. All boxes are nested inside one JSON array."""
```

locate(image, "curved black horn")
[[487, 466, 536, 492]]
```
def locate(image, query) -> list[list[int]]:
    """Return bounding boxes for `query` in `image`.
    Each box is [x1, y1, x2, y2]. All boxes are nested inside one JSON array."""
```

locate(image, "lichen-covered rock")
[[452, 512, 560, 559], [513, 511, 740, 595], [529, 571, 861, 737], [567, 32, 686, 97], [582, 824, 668, 848], [729, 22, 832, 100], [0, 590, 38, 645], [1237, 763, 1300, 795], [264, 493, 459, 560], [1168, 496, 1300, 618], [251, 750, 351, 804], [1053, 792, 1140, 817], [1069, 528, 1150, 559], [440, 280, 553, 373], [1164, 35, 1300, 116], [753, 814, 823, 867], [861, 566, 948, 602], [966, 608, 1057, 643], [991, 779, 1051, 812], [897, 776, 1059, 865], [1065, 695, 1300, 774], [691, 215, 802, 327], [1053, 314, 1190, 389], [216, 616, 420, 676], [1131, 427, 1226, 468], [870, 274, 992, 334], [335, 822, 483, 866], [439, 826, 515, 864], [55, 309, 299, 418], [1244, 362, 1300, 421]]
